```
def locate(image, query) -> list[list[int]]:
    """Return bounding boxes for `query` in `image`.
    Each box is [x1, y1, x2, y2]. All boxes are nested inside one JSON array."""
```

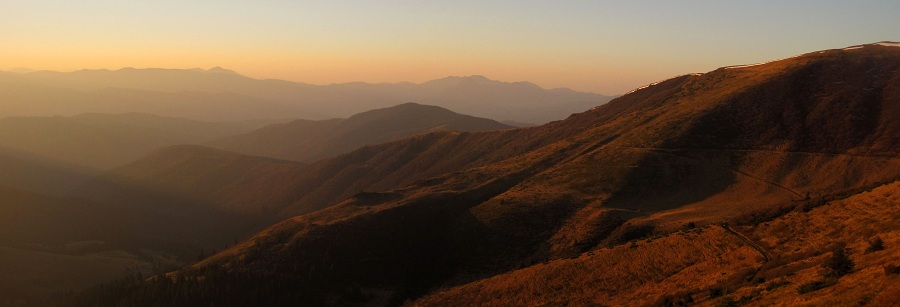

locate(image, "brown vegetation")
[[67, 43, 900, 306], [414, 181, 900, 305]]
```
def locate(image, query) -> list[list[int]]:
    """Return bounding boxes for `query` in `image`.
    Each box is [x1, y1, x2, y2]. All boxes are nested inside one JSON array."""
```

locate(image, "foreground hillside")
[[68, 43, 900, 306], [414, 181, 900, 306], [210, 103, 513, 162]]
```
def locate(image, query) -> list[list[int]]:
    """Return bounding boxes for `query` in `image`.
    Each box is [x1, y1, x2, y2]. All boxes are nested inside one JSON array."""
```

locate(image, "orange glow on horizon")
[[3, 2, 897, 95]]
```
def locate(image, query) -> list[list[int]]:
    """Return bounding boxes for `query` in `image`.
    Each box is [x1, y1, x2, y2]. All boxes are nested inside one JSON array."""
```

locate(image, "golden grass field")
[[413, 181, 900, 306]]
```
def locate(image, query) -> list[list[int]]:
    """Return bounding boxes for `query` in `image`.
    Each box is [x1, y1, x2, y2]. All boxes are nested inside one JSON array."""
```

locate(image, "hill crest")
[[210, 103, 513, 162]]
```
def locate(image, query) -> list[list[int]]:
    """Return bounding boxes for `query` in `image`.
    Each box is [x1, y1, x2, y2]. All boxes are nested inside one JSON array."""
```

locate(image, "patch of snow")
[[843, 46, 863, 50], [725, 63, 764, 69], [624, 83, 655, 95], [723, 53, 805, 70], [623, 73, 702, 96], [876, 42, 900, 48]]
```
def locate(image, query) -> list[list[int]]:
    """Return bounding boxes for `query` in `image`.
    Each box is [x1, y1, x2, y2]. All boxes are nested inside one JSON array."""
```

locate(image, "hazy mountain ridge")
[[0, 147, 256, 254], [0, 146, 96, 196], [70, 43, 900, 305], [210, 103, 514, 162], [0, 149, 261, 304], [111, 103, 513, 219], [1, 69, 614, 123], [0, 113, 282, 169], [112, 144, 309, 217], [116, 107, 586, 220]]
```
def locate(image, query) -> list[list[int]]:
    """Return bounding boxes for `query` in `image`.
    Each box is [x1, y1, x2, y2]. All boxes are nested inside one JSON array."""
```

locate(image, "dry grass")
[[127, 46, 900, 305], [721, 181, 900, 306], [413, 226, 760, 306], [413, 181, 900, 306]]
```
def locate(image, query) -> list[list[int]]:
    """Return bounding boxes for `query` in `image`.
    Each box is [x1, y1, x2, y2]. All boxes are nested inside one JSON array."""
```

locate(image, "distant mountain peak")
[[207, 66, 240, 75], [429, 74, 543, 89], [393, 102, 426, 107], [211, 102, 512, 163], [348, 102, 454, 120], [5, 67, 612, 124], [99, 66, 241, 76], [428, 75, 491, 83]]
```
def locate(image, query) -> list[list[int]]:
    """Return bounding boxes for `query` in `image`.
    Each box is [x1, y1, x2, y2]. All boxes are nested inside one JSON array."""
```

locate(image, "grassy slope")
[[182, 45, 900, 301], [70, 44, 900, 305], [413, 181, 900, 306]]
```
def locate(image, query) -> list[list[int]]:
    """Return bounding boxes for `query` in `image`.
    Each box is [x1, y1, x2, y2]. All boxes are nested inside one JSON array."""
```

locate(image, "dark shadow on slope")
[[604, 149, 737, 212], [67, 144, 583, 307], [605, 51, 900, 213]]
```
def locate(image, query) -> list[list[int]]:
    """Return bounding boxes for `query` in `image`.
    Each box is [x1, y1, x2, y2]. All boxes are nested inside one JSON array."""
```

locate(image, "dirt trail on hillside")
[[721, 224, 772, 262]]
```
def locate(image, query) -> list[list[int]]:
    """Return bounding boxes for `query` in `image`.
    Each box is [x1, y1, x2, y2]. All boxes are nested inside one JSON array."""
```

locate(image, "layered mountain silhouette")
[[209, 103, 513, 162], [0, 148, 257, 303], [111, 145, 309, 217], [0, 113, 283, 169], [68, 43, 900, 305], [1, 69, 613, 123]]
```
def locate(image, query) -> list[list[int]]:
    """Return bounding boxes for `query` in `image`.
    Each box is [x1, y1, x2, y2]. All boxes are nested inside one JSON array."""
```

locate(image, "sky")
[[2, 1, 899, 94]]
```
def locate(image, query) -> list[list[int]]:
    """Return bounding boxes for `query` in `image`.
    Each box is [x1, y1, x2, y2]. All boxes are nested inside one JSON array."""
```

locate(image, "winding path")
[[721, 223, 772, 262]]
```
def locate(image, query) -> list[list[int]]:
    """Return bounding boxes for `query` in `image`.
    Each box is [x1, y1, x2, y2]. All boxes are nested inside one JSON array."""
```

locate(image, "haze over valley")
[[2, 1, 900, 306], [0, 68, 613, 124]]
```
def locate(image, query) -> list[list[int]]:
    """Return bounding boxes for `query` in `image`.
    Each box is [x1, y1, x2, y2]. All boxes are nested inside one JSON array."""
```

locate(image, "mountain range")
[[0, 104, 516, 303], [64, 42, 900, 306], [0, 113, 285, 169], [1, 69, 614, 124]]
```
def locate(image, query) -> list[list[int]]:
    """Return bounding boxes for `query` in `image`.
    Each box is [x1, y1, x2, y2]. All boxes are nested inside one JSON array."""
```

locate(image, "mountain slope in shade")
[[115, 116, 579, 219], [3, 69, 613, 123], [0, 183, 251, 305], [210, 103, 514, 162], [112, 145, 308, 217], [0, 146, 95, 196], [0, 147, 254, 255], [70, 43, 900, 305], [0, 149, 261, 304], [0, 113, 285, 169], [114, 104, 511, 219]]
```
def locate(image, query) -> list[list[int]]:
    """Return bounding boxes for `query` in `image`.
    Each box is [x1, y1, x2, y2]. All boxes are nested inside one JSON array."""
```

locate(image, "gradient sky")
[[2, 1, 899, 94]]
